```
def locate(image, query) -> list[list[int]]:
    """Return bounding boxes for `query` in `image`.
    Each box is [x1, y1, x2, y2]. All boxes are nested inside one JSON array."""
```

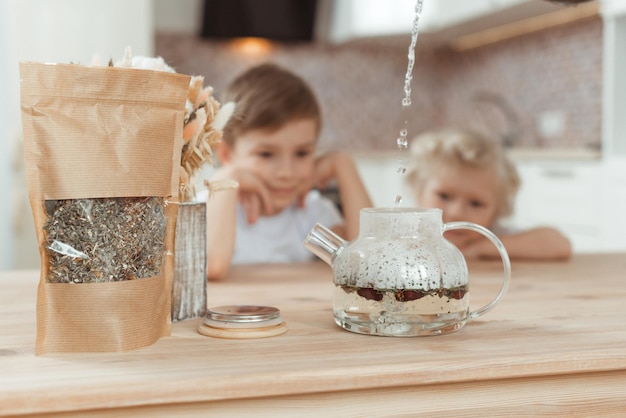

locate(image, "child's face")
[[227, 118, 317, 214], [416, 163, 500, 248]]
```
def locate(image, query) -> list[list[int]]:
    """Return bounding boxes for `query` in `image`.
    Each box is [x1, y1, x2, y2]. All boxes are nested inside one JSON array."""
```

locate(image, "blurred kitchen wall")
[[0, 1, 11, 270], [155, 0, 613, 247], [155, 3, 603, 154]]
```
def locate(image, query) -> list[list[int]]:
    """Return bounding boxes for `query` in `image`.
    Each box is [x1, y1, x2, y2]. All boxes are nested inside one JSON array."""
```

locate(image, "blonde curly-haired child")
[[407, 129, 571, 261]]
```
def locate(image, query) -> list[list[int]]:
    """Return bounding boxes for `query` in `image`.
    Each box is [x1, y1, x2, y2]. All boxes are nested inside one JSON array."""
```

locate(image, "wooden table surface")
[[1, 253, 626, 417]]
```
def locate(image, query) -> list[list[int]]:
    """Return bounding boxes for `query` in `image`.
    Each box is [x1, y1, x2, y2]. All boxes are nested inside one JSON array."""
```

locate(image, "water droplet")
[[401, 0, 423, 108], [392, 0, 423, 208]]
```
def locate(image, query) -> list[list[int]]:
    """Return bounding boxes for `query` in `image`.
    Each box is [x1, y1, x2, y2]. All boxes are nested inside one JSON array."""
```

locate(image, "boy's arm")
[[316, 152, 373, 240], [205, 168, 238, 281], [205, 166, 274, 280], [462, 227, 572, 261]]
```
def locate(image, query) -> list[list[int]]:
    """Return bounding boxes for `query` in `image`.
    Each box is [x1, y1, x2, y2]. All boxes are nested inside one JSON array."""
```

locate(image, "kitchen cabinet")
[[508, 158, 605, 253], [601, 1, 626, 157], [324, 0, 572, 44], [424, 0, 529, 31], [324, 0, 419, 43], [601, 157, 626, 252], [508, 155, 626, 253]]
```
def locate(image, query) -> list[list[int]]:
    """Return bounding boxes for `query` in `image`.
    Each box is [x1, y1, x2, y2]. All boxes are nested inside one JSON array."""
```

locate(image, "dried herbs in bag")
[[20, 62, 190, 354]]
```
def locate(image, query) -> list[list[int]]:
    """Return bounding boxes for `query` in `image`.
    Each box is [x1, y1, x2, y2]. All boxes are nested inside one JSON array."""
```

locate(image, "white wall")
[[354, 153, 418, 208], [0, 0, 154, 269], [0, 0, 12, 270], [154, 0, 203, 34], [601, 2, 626, 157]]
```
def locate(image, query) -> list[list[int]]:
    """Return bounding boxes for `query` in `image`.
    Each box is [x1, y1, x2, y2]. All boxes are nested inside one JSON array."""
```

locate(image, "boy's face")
[[226, 118, 317, 214], [416, 164, 499, 248]]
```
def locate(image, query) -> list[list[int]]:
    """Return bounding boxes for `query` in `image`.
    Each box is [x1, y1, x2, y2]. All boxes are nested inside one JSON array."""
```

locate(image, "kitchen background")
[[1, 0, 625, 270], [158, 3, 603, 153]]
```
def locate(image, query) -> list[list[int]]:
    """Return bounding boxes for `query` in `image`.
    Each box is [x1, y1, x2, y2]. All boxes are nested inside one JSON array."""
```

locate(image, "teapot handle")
[[443, 222, 511, 320]]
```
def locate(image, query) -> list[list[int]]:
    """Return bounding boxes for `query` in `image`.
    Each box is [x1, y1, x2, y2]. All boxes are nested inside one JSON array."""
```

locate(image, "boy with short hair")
[[203, 63, 372, 280]]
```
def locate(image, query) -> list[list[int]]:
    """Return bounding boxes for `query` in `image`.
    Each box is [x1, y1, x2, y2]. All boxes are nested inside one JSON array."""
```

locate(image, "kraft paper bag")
[[20, 62, 190, 354]]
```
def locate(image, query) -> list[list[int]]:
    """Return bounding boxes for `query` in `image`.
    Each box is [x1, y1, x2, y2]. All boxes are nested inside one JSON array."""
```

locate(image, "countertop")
[[1, 253, 626, 417]]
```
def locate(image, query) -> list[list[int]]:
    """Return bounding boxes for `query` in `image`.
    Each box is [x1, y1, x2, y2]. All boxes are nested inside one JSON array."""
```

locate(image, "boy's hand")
[[214, 166, 274, 224], [237, 171, 274, 224], [312, 151, 342, 190], [293, 151, 341, 209]]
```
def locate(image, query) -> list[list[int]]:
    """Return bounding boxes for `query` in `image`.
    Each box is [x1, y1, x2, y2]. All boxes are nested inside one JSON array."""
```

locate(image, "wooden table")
[[1, 253, 626, 417]]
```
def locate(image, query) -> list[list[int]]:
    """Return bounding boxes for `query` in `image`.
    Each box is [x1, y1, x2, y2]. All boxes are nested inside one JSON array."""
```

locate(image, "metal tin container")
[[198, 305, 287, 339]]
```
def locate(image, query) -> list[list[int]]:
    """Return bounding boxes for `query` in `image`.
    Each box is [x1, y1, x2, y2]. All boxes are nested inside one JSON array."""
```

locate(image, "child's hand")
[[445, 231, 491, 260], [312, 151, 344, 190], [293, 151, 341, 209], [214, 166, 274, 224], [455, 238, 486, 259], [237, 171, 275, 224]]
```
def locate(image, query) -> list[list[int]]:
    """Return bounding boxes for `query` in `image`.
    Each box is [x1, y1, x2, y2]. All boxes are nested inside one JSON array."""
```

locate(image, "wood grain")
[[1, 254, 626, 416]]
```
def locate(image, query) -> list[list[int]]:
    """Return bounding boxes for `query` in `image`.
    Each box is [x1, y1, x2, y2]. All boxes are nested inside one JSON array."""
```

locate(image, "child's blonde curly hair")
[[406, 129, 520, 219]]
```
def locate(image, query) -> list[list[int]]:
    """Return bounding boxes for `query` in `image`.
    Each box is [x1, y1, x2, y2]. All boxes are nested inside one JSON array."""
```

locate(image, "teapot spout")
[[304, 223, 345, 266]]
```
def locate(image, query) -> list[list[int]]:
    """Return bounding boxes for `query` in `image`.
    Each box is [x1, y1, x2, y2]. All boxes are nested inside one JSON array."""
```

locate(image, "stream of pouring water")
[[394, 0, 424, 206]]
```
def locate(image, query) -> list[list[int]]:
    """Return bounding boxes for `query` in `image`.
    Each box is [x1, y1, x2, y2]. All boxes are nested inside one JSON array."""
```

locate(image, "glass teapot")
[[304, 208, 511, 337]]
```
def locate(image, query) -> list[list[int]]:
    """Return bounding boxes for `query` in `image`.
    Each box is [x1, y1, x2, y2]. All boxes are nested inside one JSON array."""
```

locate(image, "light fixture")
[[228, 37, 275, 56]]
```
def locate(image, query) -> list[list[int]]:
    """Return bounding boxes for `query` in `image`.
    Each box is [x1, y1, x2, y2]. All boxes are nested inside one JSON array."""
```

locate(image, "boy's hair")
[[406, 129, 520, 218], [220, 62, 321, 145]]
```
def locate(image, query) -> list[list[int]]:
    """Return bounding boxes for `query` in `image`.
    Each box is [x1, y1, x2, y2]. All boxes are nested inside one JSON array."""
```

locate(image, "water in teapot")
[[334, 280, 469, 336]]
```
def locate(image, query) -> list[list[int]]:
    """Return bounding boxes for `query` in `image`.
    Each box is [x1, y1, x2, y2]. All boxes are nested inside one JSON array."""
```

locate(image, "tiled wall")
[[156, 15, 602, 153]]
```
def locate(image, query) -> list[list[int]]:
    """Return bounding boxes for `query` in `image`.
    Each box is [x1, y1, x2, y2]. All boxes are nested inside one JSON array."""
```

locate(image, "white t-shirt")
[[197, 189, 343, 265]]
